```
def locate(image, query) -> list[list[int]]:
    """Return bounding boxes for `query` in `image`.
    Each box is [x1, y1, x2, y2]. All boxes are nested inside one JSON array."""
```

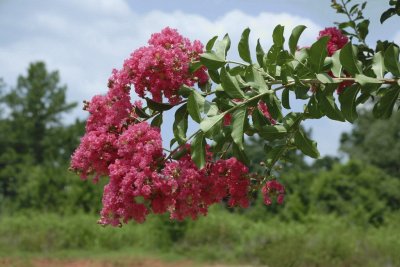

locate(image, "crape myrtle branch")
[[70, 20, 400, 225]]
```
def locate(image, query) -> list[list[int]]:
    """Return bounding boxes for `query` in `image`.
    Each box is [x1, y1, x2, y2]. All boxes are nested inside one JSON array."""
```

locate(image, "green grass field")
[[1, 208, 399, 267]]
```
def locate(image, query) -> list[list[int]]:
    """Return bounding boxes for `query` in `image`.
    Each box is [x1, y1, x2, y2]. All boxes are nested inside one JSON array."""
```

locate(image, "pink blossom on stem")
[[318, 27, 348, 56], [262, 179, 285, 206]]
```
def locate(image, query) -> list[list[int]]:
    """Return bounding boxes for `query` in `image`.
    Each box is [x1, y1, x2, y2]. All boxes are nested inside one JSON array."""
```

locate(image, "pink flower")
[[318, 27, 348, 56], [262, 179, 285, 205]]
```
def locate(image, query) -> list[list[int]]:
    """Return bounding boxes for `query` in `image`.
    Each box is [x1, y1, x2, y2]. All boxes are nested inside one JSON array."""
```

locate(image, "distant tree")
[[0, 62, 85, 210], [0, 62, 77, 164], [340, 109, 400, 177]]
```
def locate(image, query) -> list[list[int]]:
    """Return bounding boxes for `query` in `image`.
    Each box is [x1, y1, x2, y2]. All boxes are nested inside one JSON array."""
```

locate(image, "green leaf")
[[256, 39, 265, 67], [282, 112, 303, 129], [265, 144, 286, 168], [357, 20, 370, 41], [151, 113, 163, 128], [355, 74, 382, 86], [263, 93, 283, 120], [208, 69, 221, 84], [340, 43, 362, 75], [232, 142, 250, 165], [384, 44, 400, 76], [206, 36, 218, 51], [331, 50, 343, 77], [187, 91, 205, 123], [317, 91, 345, 121], [191, 132, 206, 169], [178, 85, 194, 98], [317, 73, 337, 84], [289, 25, 306, 54], [282, 87, 291, 109], [294, 130, 320, 159], [339, 85, 360, 122], [173, 104, 188, 144], [372, 51, 385, 79], [307, 95, 324, 119], [215, 34, 231, 58], [238, 28, 252, 63], [259, 125, 287, 141], [189, 61, 203, 74], [146, 98, 173, 111], [200, 52, 226, 70], [244, 66, 269, 93], [380, 8, 396, 24], [231, 107, 246, 150], [272, 25, 285, 48], [200, 113, 224, 134], [309, 36, 329, 73], [373, 86, 400, 119], [220, 67, 246, 99], [135, 106, 150, 118]]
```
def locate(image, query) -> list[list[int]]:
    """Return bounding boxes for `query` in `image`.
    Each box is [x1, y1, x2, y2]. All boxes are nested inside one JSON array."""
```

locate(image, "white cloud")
[[0, 0, 351, 156]]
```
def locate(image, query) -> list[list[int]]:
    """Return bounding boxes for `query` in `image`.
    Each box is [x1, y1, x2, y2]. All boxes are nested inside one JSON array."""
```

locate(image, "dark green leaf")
[[282, 87, 291, 109], [307, 95, 324, 119], [384, 44, 400, 76], [309, 36, 329, 73], [373, 86, 400, 119], [135, 106, 150, 118], [245, 66, 269, 93], [380, 8, 396, 24], [231, 107, 246, 150], [238, 28, 252, 63], [289, 25, 306, 55], [220, 67, 246, 99], [200, 52, 226, 70], [259, 125, 287, 141], [272, 25, 285, 48], [340, 43, 362, 75], [339, 85, 360, 122], [265, 144, 286, 168], [282, 112, 303, 129], [146, 98, 173, 111], [200, 113, 224, 134], [317, 91, 345, 121], [372, 52, 385, 79], [294, 130, 320, 158], [173, 104, 188, 144], [256, 39, 265, 67], [151, 113, 163, 128], [189, 61, 203, 74], [208, 69, 221, 84], [357, 20, 369, 41], [232, 142, 249, 165], [179, 85, 194, 97], [191, 132, 206, 169], [187, 91, 205, 123]]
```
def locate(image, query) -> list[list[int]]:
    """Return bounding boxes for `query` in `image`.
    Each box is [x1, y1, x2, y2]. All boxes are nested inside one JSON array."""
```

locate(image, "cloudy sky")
[[0, 0, 397, 157]]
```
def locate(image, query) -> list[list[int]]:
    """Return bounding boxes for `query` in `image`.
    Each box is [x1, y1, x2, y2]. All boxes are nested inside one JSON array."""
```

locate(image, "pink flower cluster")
[[318, 27, 348, 56], [262, 179, 285, 205], [98, 139, 251, 225], [125, 27, 208, 104]]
